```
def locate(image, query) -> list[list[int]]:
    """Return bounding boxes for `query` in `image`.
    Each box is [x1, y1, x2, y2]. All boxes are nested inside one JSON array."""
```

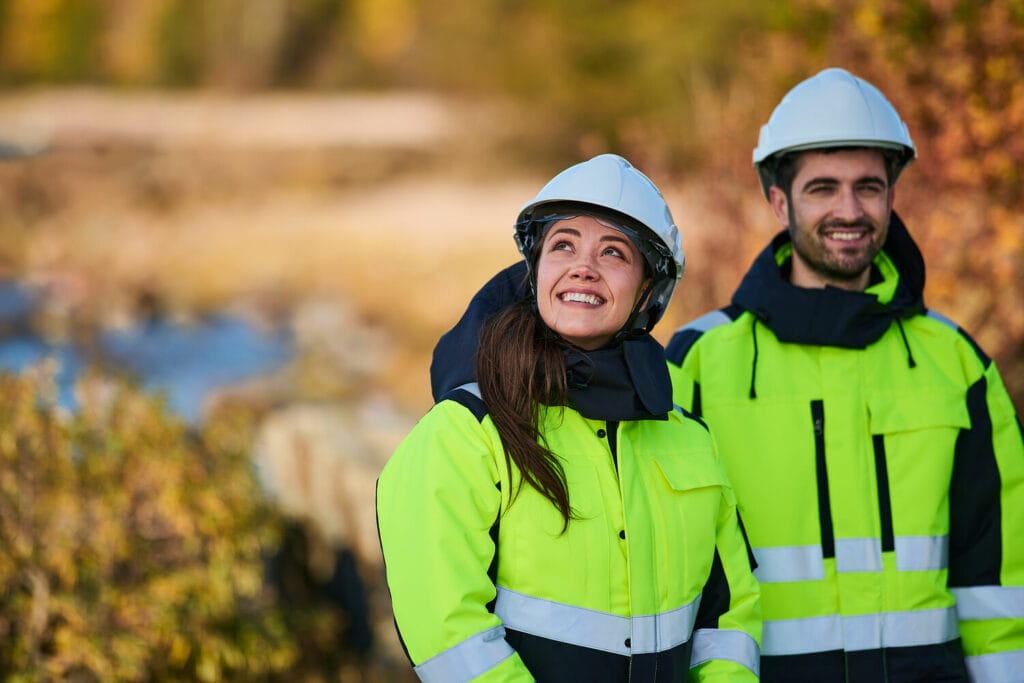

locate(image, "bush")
[[0, 370, 297, 681]]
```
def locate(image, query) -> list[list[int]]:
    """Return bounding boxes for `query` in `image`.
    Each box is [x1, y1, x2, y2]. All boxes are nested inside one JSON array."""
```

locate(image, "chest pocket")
[[868, 391, 970, 434], [648, 450, 731, 589], [868, 391, 970, 534]]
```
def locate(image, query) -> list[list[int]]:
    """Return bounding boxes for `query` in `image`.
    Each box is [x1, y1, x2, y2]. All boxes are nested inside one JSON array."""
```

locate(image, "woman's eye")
[[603, 246, 625, 259], [551, 240, 573, 252]]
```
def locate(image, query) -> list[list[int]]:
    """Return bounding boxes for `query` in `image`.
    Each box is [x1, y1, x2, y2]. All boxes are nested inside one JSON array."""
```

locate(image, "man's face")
[[769, 148, 894, 291]]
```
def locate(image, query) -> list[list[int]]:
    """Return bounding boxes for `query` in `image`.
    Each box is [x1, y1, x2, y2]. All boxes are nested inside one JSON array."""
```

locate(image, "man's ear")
[[768, 186, 790, 228]]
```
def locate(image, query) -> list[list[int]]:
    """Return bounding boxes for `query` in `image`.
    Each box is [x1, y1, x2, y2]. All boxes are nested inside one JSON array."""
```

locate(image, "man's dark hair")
[[765, 146, 904, 196]]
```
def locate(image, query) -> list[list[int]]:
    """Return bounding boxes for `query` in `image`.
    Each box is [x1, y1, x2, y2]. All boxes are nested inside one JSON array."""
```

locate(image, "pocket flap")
[[868, 392, 970, 433], [652, 450, 729, 493]]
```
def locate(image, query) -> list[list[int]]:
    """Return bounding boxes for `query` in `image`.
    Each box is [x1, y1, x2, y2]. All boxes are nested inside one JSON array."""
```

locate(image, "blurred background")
[[0, 0, 1021, 680]]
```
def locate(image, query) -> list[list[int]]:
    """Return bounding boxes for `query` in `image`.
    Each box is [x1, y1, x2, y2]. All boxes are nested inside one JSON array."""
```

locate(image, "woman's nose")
[[568, 254, 599, 280]]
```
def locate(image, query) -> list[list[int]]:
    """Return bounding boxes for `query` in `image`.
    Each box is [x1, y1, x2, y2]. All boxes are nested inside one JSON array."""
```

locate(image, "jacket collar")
[[429, 260, 672, 420], [731, 211, 925, 349]]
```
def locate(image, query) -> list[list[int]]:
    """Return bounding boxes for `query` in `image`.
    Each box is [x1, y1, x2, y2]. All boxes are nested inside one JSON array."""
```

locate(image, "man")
[[666, 67, 1024, 682]]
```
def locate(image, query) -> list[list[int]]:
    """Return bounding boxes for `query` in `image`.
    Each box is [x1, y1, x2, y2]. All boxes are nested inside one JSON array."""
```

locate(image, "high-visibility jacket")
[[377, 383, 762, 682], [666, 215, 1024, 682]]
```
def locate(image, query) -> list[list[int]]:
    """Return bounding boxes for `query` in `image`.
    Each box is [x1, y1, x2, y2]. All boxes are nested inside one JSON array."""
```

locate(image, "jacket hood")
[[430, 260, 673, 419], [732, 210, 925, 348], [430, 262, 531, 402]]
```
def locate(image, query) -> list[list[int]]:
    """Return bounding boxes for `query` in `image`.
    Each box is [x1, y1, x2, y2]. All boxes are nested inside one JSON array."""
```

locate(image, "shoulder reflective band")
[[965, 650, 1024, 683], [455, 382, 482, 399], [754, 536, 948, 583], [691, 627, 760, 675], [926, 309, 959, 330], [495, 586, 700, 655], [761, 606, 958, 656], [952, 586, 1024, 620], [682, 310, 733, 334], [414, 625, 515, 683]]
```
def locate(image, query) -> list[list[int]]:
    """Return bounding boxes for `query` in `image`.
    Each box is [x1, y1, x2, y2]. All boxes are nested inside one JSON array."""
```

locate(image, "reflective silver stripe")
[[454, 381, 481, 399], [926, 309, 959, 330], [691, 628, 760, 676], [762, 607, 958, 656], [835, 538, 883, 573], [953, 586, 1024, 620], [754, 536, 948, 583], [414, 625, 515, 683], [895, 535, 948, 571], [965, 650, 1024, 683], [494, 586, 699, 655], [753, 546, 824, 583], [681, 310, 733, 334]]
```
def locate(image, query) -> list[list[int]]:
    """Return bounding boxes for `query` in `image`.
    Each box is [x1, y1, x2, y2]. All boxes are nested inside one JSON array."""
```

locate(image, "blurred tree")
[[0, 371, 298, 680], [0, 0, 103, 83]]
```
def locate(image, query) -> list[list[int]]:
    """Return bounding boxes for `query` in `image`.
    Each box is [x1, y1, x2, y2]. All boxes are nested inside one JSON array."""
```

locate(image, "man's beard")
[[788, 203, 883, 285]]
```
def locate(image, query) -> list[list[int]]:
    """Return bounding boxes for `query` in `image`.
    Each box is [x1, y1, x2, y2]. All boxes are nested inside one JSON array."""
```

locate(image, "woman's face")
[[535, 215, 648, 350]]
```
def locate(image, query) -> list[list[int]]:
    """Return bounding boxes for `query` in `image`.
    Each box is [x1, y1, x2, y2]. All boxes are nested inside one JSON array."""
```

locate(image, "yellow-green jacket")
[[666, 216, 1024, 683], [377, 382, 761, 682]]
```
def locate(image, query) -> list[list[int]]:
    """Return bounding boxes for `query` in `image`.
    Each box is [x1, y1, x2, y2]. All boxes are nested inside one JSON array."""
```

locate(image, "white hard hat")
[[515, 153, 684, 336], [753, 67, 916, 197]]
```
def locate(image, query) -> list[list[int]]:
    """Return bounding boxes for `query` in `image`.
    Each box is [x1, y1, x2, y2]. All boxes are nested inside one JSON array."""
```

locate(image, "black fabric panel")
[[430, 261, 529, 400], [694, 550, 730, 631], [691, 381, 702, 417], [629, 639, 694, 682], [665, 328, 703, 366], [606, 420, 619, 472], [442, 386, 489, 422], [664, 306, 742, 366], [675, 403, 708, 431], [811, 400, 835, 559], [503, 629, 629, 682], [736, 511, 758, 572], [761, 639, 967, 683], [949, 377, 1003, 587], [504, 628, 694, 683], [878, 639, 969, 682], [872, 434, 895, 552], [486, 482, 501, 613]]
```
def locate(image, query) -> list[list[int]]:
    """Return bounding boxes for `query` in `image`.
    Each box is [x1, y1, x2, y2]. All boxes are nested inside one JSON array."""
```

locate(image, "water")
[[0, 280, 293, 425]]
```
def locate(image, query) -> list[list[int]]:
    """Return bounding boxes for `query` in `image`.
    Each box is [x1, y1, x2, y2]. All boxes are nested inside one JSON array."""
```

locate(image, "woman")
[[377, 154, 761, 682]]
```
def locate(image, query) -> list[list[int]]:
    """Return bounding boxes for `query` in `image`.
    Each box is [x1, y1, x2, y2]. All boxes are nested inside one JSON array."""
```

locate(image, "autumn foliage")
[[0, 372, 294, 681]]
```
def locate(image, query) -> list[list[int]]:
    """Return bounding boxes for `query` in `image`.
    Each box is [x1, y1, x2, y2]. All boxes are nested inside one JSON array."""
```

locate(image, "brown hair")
[[770, 146, 902, 196], [476, 299, 574, 529]]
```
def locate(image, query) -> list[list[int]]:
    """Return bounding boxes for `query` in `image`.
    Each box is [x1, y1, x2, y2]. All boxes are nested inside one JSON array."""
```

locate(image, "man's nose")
[[833, 187, 866, 221]]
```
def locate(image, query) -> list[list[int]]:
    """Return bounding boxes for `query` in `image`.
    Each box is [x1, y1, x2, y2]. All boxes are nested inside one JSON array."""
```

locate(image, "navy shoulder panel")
[[673, 404, 709, 431], [665, 306, 740, 366], [440, 382, 488, 423], [924, 309, 991, 368]]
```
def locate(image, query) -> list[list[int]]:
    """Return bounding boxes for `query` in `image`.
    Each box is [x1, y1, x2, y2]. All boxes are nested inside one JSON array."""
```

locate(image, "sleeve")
[[376, 401, 534, 682], [688, 454, 762, 681], [949, 361, 1024, 682]]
